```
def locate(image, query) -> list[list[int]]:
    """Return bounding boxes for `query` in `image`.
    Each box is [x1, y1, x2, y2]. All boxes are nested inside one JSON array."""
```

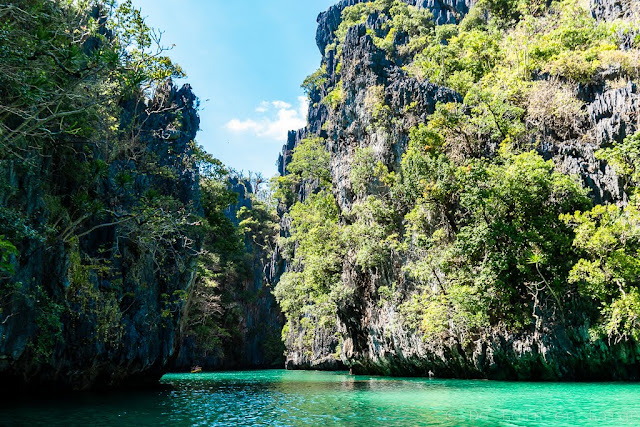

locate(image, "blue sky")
[[131, 0, 337, 177]]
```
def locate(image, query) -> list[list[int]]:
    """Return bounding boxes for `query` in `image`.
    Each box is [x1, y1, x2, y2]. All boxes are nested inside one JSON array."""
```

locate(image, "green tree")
[[596, 132, 640, 194], [562, 202, 640, 342], [286, 136, 331, 185], [274, 190, 346, 330]]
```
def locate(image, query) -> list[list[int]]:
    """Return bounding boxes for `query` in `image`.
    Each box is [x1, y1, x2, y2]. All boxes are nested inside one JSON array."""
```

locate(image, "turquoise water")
[[2, 370, 640, 426]]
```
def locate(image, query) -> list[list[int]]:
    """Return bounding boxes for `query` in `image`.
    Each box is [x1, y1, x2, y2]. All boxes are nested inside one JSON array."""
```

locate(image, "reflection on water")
[[2, 370, 640, 426]]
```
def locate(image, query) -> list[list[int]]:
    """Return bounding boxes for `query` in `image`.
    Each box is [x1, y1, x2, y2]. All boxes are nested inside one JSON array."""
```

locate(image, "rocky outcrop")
[[346, 306, 640, 380], [316, 0, 475, 54], [0, 81, 201, 391], [173, 178, 284, 371], [274, 0, 640, 379], [550, 79, 639, 205], [591, 0, 639, 21], [276, 0, 470, 373]]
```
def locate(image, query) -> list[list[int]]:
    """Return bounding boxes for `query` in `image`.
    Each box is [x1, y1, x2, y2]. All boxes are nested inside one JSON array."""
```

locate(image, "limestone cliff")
[[0, 81, 201, 391], [174, 177, 284, 371], [274, 0, 640, 379]]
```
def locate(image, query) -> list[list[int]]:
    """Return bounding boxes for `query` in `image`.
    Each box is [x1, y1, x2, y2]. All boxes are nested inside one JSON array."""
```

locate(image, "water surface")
[[2, 370, 640, 426]]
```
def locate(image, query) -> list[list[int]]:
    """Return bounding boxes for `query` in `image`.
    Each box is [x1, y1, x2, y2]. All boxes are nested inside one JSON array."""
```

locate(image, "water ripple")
[[2, 371, 640, 426]]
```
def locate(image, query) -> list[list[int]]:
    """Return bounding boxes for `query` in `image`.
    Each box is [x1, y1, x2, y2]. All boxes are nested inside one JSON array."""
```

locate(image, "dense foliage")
[[0, 0, 279, 376], [183, 171, 281, 362], [276, 0, 640, 357], [0, 0, 199, 361]]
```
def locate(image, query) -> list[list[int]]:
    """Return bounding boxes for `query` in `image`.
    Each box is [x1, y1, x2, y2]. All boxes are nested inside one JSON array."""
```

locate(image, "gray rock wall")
[[0, 81, 201, 391]]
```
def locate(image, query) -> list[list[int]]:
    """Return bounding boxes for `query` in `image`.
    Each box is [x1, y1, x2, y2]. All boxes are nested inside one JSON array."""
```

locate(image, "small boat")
[[191, 366, 202, 373]]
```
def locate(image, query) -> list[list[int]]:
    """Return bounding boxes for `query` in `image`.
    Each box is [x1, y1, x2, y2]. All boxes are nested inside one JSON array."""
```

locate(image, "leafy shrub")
[[286, 136, 331, 185]]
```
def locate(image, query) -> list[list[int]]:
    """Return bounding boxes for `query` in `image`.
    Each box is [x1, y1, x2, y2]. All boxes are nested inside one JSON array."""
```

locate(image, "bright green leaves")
[[604, 288, 640, 342], [345, 196, 399, 270], [302, 65, 328, 97], [562, 202, 640, 341], [288, 191, 342, 264], [456, 150, 588, 291], [271, 136, 331, 209], [286, 136, 332, 186], [514, 0, 639, 84], [0, 0, 186, 152], [407, 284, 490, 344], [0, 236, 17, 277], [335, 1, 381, 47], [275, 149, 346, 350], [406, 22, 503, 91], [349, 147, 383, 197], [112, 0, 185, 92], [279, 0, 640, 352], [274, 190, 346, 324], [596, 132, 640, 193], [461, 150, 588, 226], [466, 83, 526, 144], [403, 0, 639, 156], [113, 0, 154, 51], [270, 174, 299, 207], [559, 132, 640, 342], [387, 1, 434, 38], [192, 143, 228, 181], [335, 0, 433, 52], [401, 146, 589, 335], [237, 201, 279, 253], [323, 82, 345, 110], [364, 85, 393, 131], [399, 125, 457, 218]]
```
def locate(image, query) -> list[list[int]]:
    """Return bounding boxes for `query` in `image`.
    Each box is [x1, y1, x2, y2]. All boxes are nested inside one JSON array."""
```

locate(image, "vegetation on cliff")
[[1, 0, 196, 378], [274, 0, 640, 375], [3, 0, 640, 386], [0, 0, 281, 388]]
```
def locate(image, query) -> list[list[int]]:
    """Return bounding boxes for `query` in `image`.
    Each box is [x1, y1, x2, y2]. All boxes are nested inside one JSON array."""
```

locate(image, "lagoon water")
[[2, 370, 640, 426]]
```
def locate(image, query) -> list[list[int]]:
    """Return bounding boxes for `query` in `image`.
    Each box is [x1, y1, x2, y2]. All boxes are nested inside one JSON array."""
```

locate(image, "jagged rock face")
[[551, 79, 639, 205], [316, 0, 475, 54], [174, 178, 284, 371], [277, 0, 469, 372], [275, 0, 640, 379], [591, 0, 639, 21], [0, 82, 201, 391], [328, 23, 462, 211]]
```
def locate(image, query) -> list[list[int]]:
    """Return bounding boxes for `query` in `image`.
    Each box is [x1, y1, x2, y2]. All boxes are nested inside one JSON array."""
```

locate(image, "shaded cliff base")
[[344, 328, 640, 381], [0, 368, 170, 396]]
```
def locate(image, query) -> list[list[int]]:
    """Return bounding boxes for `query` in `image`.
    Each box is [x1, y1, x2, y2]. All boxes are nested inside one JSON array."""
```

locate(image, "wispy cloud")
[[226, 97, 309, 141]]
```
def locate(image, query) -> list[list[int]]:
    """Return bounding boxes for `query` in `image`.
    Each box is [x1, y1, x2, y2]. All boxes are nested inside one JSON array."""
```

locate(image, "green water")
[[2, 370, 640, 426]]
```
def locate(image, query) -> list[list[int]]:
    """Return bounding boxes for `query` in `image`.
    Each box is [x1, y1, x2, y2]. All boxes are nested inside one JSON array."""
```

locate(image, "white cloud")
[[226, 97, 309, 141], [272, 100, 292, 109], [226, 118, 260, 133], [255, 101, 270, 113]]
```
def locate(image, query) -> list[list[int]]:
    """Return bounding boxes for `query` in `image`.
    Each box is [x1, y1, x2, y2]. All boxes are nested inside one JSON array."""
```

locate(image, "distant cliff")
[[174, 177, 284, 371]]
